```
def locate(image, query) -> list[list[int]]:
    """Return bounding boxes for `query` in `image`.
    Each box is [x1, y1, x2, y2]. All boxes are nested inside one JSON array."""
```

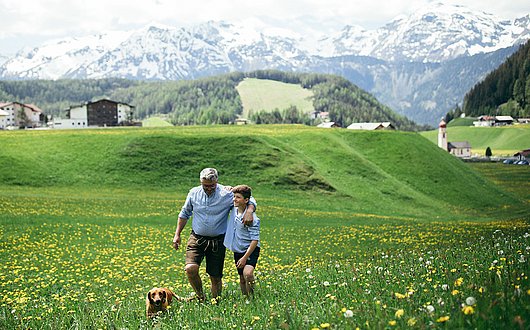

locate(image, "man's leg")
[[210, 276, 222, 298], [185, 263, 205, 301]]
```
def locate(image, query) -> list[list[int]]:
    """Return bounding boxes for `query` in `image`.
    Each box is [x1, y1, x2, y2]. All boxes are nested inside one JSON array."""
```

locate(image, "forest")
[[0, 70, 425, 130], [462, 39, 530, 118]]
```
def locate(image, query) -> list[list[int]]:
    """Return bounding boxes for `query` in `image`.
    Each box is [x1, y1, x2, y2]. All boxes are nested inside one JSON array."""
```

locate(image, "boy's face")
[[233, 192, 249, 207]]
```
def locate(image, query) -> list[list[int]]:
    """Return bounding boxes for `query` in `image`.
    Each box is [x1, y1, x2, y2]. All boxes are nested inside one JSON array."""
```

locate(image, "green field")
[[1, 125, 529, 329], [236, 78, 314, 118], [421, 124, 530, 156]]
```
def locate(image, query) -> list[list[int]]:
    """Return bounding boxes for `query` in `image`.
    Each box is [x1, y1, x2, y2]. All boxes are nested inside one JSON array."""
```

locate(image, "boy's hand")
[[236, 257, 247, 268]]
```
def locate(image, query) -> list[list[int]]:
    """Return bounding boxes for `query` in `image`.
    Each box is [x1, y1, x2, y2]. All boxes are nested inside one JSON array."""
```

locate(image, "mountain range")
[[0, 2, 529, 125]]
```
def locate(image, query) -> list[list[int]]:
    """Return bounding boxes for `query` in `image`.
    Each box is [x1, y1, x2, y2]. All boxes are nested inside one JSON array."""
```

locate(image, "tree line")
[[0, 70, 425, 130], [462, 39, 530, 118]]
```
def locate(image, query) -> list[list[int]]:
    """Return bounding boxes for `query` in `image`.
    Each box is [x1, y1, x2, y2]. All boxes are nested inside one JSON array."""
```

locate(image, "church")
[[438, 119, 471, 158]]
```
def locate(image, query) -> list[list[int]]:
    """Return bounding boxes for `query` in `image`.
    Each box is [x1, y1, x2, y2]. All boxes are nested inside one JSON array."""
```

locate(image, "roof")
[[448, 141, 471, 149], [0, 102, 42, 112], [495, 115, 514, 121], [347, 122, 395, 130], [514, 149, 530, 157], [317, 121, 339, 128]]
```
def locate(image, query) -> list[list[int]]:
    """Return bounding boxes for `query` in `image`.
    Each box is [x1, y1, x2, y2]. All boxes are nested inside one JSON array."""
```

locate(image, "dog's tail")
[[169, 290, 196, 302]]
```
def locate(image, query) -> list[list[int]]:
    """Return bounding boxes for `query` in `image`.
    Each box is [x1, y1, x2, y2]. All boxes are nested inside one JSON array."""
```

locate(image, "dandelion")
[[394, 292, 407, 299], [436, 316, 450, 323], [462, 305, 474, 315], [407, 318, 417, 326], [389, 320, 397, 326], [451, 290, 459, 295], [454, 277, 463, 286], [344, 309, 353, 318], [395, 309, 404, 318], [441, 284, 449, 290], [426, 305, 435, 313], [320, 323, 331, 328]]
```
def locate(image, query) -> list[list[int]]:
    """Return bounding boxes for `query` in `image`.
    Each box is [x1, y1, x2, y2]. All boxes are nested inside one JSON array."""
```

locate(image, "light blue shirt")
[[179, 184, 256, 237], [224, 206, 260, 254]]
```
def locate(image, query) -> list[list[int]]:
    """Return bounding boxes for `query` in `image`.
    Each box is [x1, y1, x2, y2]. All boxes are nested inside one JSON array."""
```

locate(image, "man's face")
[[201, 179, 217, 196]]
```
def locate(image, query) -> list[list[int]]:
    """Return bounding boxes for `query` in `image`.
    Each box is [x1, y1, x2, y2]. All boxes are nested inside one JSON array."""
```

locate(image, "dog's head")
[[147, 288, 170, 307]]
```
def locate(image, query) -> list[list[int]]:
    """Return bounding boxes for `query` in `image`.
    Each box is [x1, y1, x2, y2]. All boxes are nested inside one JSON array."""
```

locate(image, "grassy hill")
[[0, 125, 524, 221], [420, 124, 530, 156], [236, 78, 314, 118]]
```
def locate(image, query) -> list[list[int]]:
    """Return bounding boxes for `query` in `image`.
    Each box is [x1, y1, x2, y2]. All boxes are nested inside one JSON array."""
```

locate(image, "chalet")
[[317, 121, 340, 128], [53, 99, 134, 129], [495, 115, 514, 126], [473, 115, 495, 127], [235, 118, 250, 125], [514, 149, 530, 161], [347, 122, 395, 130], [0, 102, 43, 128]]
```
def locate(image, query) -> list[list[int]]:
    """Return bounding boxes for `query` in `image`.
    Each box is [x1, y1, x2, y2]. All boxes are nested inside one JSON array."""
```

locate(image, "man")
[[172, 168, 255, 301]]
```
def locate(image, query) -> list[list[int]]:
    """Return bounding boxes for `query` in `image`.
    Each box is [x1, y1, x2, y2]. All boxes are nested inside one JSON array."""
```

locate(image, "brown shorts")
[[185, 231, 226, 278]]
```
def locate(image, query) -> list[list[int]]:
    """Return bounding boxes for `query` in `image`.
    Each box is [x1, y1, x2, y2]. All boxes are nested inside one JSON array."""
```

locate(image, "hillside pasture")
[[236, 78, 314, 118], [421, 124, 530, 156]]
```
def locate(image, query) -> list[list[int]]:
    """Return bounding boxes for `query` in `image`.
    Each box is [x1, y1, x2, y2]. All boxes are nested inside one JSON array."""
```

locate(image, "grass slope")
[[0, 125, 523, 221], [236, 78, 314, 118], [420, 124, 530, 155]]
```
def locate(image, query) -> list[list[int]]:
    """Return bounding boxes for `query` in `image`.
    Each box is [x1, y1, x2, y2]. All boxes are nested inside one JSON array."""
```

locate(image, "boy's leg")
[[239, 274, 248, 295], [243, 265, 255, 295]]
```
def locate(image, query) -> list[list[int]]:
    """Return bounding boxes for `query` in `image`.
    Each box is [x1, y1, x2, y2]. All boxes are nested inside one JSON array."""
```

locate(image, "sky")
[[1, 0, 529, 56]]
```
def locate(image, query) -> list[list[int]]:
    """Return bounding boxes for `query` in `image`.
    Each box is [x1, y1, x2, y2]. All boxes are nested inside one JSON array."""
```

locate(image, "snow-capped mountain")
[[0, 2, 528, 125], [320, 2, 530, 62]]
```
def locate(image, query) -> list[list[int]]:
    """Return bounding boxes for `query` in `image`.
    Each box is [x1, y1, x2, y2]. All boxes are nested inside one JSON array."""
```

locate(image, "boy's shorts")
[[185, 231, 226, 278], [233, 247, 260, 275]]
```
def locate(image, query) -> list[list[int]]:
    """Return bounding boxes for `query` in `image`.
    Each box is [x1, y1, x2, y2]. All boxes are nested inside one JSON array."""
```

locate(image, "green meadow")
[[0, 125, 528, 329], [420, 124, 530, 156], [236, 78, 314, 118]]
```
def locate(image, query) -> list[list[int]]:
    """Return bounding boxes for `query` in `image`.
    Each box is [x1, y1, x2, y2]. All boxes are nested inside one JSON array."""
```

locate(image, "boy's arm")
[[236, 240, 258, 268]]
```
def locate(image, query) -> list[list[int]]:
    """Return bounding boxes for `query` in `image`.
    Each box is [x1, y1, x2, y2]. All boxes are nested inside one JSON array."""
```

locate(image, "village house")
[[317, 121, 340, 128], [53, 99, 134, 129], [473, 115, 515, 127], [0, 109, 8, 129], [0, 102, 43, 129], [346, 122, 395, 130], [514, 149, 530, 161]]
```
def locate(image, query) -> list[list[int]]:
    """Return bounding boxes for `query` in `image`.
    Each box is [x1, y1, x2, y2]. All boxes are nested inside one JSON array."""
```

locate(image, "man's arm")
[[242, 197, 256, 226], [172, 217, 188, 250]]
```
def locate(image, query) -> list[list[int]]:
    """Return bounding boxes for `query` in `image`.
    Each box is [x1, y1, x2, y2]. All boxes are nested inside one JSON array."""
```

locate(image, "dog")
[[146, 287, 181, 318]]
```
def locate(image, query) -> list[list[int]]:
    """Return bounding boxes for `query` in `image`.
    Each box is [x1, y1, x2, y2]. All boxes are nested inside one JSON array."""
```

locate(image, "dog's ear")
[[165, 289, 173, 304], [147, 290, 155, 304]]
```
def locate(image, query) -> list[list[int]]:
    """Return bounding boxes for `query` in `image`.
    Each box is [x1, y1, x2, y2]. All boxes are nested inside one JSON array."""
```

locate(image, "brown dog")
[[146, 287, 180, 318]]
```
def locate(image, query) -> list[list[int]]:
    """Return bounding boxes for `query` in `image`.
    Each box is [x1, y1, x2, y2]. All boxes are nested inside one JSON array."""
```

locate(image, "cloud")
[[0, 0, 528, 54]]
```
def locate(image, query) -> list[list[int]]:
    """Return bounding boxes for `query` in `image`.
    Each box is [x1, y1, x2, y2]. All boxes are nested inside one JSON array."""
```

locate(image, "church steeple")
[[438, 119, 448, 151]]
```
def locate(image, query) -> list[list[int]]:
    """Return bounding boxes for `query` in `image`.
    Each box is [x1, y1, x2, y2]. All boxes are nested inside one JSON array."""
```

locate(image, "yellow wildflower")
[[395, 309, 404, 319], [320, 323, 331, 328], [436, 316, 450, 323], [389, 320, 397, 326], [462, 305, 475, 315], [407, 318, 417, 326]]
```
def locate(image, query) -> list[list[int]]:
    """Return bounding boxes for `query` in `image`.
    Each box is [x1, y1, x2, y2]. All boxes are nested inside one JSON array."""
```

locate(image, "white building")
[[347, 122, 395, 130], [0, 109, 8, 129], [53, 99, 134, 129], [0, 102, 42, 128]]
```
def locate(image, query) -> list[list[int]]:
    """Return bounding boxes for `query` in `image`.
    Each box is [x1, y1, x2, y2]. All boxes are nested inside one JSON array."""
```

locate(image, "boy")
[[224, 185, 261, 296]]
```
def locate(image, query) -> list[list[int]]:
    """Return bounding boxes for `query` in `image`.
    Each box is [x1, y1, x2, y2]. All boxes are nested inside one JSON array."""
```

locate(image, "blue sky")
[[1, 0, 529, 55]]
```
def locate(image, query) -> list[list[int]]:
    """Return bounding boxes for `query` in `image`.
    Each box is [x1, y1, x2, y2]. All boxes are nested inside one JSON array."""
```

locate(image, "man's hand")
[[172, 234, 181, 250], [242, 204, 255, 226]]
